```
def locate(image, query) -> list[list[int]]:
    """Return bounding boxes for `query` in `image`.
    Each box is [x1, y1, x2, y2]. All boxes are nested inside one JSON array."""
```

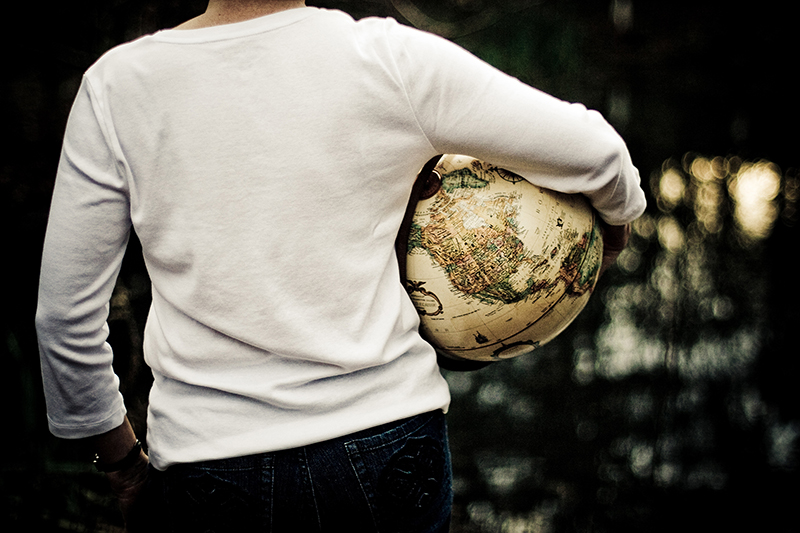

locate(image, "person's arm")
[[391, 21, 646, 227], [599, 222, 631, 277], [36, 75, 132, 440], [36, 75, 147, 522]]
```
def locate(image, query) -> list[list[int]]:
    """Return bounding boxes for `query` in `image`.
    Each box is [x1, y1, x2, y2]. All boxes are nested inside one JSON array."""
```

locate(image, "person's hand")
[[599, 222, 631, 278], [105, 449, 150, 531], [89, 418, 151, 530]]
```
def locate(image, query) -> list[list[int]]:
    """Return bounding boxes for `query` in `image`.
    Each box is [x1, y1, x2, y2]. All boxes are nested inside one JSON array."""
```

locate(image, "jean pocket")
[[345, 413, 452, 532], [379, 435, 447, 509], [162, 467, 263, 532]]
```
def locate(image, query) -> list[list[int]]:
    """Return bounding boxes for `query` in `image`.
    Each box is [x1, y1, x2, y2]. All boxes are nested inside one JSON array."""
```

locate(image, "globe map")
[[405, 154, 603, 362]]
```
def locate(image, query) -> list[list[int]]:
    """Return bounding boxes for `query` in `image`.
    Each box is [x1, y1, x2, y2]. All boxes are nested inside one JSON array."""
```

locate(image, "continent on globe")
[[405, 155, 603, 362]]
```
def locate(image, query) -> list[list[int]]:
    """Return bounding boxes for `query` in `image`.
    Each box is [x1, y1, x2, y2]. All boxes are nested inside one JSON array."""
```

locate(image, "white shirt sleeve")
[[35, 76, 131, 438], [389, 21, 646, 226]]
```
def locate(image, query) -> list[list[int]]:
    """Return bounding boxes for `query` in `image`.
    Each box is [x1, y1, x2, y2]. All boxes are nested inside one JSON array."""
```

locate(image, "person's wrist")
[[94, 439, 143, 473], [600, 222, 631, 252]]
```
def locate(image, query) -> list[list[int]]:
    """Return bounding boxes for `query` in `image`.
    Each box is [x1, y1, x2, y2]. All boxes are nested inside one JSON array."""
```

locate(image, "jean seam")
[[260, 454, 273, 532], [345, 441, 380, 529], [301, 447, 322, 531]]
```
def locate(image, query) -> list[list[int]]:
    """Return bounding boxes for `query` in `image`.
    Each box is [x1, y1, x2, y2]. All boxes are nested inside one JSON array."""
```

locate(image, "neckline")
[[153, 7, 318, 43]]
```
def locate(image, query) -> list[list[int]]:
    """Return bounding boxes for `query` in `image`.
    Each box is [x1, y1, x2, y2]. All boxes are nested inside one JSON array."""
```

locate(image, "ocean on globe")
[[405, 154, 604, 362]]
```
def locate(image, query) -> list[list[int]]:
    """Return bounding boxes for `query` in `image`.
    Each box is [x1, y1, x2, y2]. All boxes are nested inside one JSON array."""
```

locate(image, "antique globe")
[[404, 154, 603, 362]]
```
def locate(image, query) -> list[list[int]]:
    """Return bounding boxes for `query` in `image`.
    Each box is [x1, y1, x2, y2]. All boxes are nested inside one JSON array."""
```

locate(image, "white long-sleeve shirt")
[[36, 7, 646, 470]]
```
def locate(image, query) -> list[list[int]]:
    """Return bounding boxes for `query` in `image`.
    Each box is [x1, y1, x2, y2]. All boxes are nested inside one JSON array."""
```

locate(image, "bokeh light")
[[651, 154, 787, 247], [595, 153, 791, 386], [728, 160, 782, 241]]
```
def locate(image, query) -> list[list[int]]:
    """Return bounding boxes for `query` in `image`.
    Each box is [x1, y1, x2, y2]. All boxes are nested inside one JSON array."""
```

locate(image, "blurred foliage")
[[2, 1, 797, 531]]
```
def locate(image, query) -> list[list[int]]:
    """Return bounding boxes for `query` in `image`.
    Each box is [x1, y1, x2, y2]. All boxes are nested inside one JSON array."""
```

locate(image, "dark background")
[[2, 1, 797, 531]]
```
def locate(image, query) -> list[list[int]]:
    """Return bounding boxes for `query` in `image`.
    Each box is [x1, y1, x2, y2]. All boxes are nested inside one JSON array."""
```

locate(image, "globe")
[[405, 154, 603, 362]]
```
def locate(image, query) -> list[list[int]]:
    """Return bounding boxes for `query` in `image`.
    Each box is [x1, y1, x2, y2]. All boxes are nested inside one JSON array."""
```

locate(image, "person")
[[35, 1, 646, 531]]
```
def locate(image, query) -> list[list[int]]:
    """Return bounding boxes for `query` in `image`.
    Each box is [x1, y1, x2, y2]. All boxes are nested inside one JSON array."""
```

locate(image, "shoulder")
[[82, 33, 162, 85]]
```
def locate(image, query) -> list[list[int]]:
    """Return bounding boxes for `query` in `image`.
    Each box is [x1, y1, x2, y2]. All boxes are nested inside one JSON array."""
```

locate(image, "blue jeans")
[[133, 410, 451, 532]]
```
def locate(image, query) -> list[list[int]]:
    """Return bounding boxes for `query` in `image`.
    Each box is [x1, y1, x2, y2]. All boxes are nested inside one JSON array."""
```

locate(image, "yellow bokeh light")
[[783, 172, 799, 225], [632, 213, 657, 240], [694, 178, 724, 235], [657, 215, 685, 253], [690, 157, 715, 183], [728, 161, 781, 240], [654, 154, 785, 246], [659, 168, 685, 209]]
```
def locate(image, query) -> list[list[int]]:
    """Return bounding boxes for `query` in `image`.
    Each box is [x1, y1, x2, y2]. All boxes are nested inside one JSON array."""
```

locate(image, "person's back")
[[56, 6, 453, 469]]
